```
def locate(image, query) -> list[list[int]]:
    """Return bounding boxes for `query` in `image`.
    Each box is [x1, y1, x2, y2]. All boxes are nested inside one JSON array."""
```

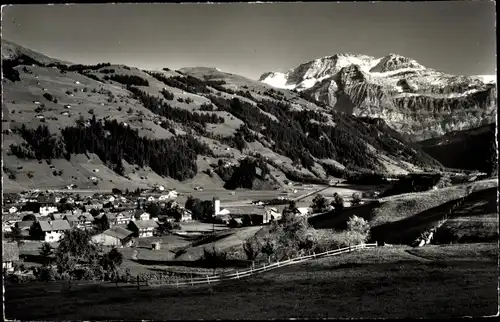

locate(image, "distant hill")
[[2, 40, 444, 191], [417, 123, 497, 175]]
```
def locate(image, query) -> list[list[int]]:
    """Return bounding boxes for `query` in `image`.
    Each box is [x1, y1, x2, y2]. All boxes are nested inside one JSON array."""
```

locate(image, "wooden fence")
[[134, 242, 377, 289]]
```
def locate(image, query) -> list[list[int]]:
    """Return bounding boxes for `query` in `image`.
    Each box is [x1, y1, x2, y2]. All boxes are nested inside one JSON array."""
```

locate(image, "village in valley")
[[2, 181, 333, 276]]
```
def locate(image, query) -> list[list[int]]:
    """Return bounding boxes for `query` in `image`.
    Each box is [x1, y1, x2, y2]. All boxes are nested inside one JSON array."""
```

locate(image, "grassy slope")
[[370, 184, 498, 244], [417, 123, 496, 172], [309, 179, 497, 233], [5, 244, 497, 319]]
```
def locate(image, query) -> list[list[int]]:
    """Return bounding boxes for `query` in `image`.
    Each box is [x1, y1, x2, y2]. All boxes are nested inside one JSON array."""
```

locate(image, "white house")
[[75, 81, 81, 84], [263, 207, 282, 224], [108, 195, 116, 203], [147, 196, 156, 202], [9, 206, 18, 214], [39, 206, 58, 216], [35, 220, 71, 242], [116, 212, 134, 225], [134, 210, 150, 221], [181, 209, 192, 222], [296, 207, 311, 217], [64, 105, 71, 109]]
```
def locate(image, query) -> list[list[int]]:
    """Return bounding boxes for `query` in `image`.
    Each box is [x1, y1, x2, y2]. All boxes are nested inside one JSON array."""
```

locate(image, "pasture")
[[4, 243, 497, 320]]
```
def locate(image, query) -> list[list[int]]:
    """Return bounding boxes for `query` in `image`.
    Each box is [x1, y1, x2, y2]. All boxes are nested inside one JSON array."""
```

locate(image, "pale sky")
[[2, 2, 496, 79]]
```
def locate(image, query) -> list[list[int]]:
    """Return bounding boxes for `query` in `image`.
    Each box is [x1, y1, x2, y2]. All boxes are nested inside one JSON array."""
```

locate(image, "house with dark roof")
[[128, 220, 158, 238], [91, 226, 134, 247], [3, 242, 19, 272], [15, 221, 34, 238], [32, 220, 71, 242], [64, 214, 79, 228]]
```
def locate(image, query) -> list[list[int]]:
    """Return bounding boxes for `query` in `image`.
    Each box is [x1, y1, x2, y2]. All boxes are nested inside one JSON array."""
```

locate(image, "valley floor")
[[4, 243, 497, 320]]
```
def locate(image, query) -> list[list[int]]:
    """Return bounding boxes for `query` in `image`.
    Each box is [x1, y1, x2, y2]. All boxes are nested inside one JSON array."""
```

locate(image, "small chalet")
[[39, 206, 58, 216], [181, 208, 192, 222], [134, 210, 151, 221], [2, 242, 20, 272], [128, 220, 158, 238], [92, 226, 134, 247], [77, 213, 94, 230], [33, 220, 71, 242], [116, 212, 134, 225]]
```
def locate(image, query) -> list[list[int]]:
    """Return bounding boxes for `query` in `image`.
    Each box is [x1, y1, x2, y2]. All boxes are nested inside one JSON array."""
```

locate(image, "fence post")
[[277, 260, 280, 267], [207, 275, 210, 284], [191, 273, 193, 286], [263, 262, 266, 271], [137, 275, 139, 290], [313, 251, 316, 258], [176, 277, 179, 288], [236, 270, 239, 279]]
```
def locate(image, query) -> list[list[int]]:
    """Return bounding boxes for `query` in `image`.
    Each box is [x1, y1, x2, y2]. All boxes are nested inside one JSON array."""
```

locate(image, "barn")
[[91, 226, 135, 247]]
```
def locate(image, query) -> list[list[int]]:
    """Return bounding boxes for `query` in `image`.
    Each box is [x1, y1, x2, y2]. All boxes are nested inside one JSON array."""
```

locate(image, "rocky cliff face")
[[260, 53, 497, 141]]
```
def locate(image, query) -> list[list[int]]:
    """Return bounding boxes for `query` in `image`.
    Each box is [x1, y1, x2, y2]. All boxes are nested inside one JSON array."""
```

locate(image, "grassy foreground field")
[[5, 243, 497, 319]]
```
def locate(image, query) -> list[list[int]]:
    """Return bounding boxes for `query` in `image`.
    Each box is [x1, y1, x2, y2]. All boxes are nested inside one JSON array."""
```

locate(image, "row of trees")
[[106, 74, 150, 86], [238, 211, 371, 263], [62, 116, 212, 180], [127, 86, 225, 128]]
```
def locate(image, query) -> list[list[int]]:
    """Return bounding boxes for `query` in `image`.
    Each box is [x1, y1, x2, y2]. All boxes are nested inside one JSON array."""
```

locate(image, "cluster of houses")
[[2, 190, 191, 249]]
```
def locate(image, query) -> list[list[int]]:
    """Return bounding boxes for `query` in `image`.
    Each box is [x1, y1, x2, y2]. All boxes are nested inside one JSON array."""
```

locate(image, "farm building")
[[32, 220, 71, 242], [91, 226, 134, 247], [3, 242, 20, 272], [128, 220, 158, 238], [9, 206, 18, 214]]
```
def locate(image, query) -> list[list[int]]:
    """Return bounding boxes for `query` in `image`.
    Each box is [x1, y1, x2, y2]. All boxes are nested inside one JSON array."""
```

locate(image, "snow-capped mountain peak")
[[260, 52, 431, 91]]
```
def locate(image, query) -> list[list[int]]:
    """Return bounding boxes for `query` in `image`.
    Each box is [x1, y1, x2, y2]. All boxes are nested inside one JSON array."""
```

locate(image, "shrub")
[[161, 88, 174, 100], [43, 93, 54, 101], [177, 97, 184, 103], [311, 194, 328, 213], [351, 192, 362, 206], [346, 215, 370, 244], [242, 236, 261, 261], [331, 193, 344, 212]]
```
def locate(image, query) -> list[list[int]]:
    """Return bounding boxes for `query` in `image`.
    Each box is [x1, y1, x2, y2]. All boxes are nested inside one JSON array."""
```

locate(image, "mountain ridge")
[[260, 53, 496, 141]]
